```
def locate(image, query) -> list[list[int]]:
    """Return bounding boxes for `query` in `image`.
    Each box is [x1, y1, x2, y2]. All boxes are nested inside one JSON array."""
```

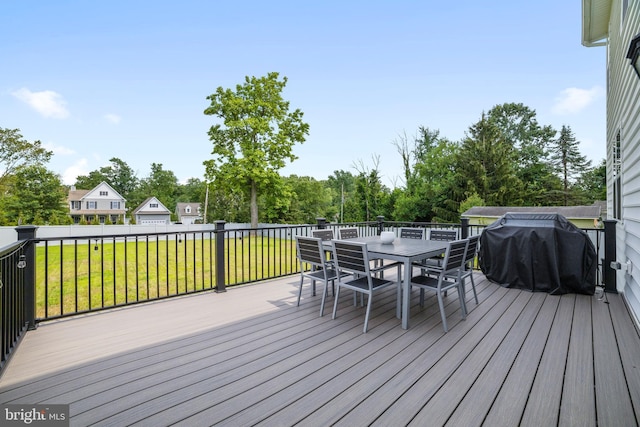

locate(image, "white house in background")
[[67, 181, 127, 224], [582, 0, 640, 326], [132, 197, 171, 225], [175, 202, 202, 224]]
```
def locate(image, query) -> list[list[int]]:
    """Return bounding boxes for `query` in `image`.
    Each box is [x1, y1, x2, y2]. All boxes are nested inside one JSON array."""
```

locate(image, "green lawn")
[[35, 236, 298, 319]]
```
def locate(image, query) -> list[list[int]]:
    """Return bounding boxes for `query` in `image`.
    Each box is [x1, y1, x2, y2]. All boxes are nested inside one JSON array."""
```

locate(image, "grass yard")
[[35, 236, 298, 319]]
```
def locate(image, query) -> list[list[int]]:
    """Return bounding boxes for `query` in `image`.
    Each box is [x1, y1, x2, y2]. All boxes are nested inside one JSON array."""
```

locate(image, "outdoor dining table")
[[329, 235, 449, 329]]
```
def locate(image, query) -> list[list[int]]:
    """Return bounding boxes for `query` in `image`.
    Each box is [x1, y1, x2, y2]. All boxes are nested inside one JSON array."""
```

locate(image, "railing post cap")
[[15, 225, 39, 231]]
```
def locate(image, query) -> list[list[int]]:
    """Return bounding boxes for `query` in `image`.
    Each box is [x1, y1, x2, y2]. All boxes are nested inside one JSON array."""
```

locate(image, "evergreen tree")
[[486, 103, 559, 205], [550, 125, 592, 205], [453, 114, 522, 207]]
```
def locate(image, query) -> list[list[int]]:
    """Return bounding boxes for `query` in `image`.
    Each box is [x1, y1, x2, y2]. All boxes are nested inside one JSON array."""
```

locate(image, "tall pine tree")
[[550, 125, 591, 206], [453, 114, 522, 207]]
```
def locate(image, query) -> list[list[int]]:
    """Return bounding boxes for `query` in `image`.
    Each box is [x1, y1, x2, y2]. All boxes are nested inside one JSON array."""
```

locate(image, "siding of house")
[[133, 197, 172, 225], [67, 182, 126, 223], [606, 0, 640, 324], [175, 203, 202, 224]]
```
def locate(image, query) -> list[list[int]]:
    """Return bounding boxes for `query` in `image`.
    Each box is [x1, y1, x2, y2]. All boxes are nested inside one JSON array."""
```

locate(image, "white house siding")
[[606, 0, 640, 325]]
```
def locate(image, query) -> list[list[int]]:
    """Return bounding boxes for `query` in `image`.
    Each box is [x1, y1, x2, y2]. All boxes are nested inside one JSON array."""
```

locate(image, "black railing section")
[[0, 216, 611, 374], [0, 226, 36, 372]]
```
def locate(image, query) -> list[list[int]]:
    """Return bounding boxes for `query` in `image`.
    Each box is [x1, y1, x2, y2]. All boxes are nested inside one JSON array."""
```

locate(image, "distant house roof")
[[133, 197, 171, 215], [175, 202, 201, 216], [68, 189, 90, 201], [462, 205, 602, 219]]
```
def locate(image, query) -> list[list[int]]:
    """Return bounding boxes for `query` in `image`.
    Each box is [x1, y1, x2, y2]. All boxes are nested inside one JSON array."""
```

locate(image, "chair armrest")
[[370, 261, 402, 274]]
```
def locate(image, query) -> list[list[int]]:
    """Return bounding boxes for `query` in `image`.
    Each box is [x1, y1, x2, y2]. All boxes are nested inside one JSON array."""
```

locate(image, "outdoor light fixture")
[[627, 32, 640, 78]]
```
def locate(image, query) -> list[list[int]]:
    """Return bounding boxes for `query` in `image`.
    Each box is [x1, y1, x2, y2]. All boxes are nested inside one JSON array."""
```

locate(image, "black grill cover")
[[478, 213, 597, 295]]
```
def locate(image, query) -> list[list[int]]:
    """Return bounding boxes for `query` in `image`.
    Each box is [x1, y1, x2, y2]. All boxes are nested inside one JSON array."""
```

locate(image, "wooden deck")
[[1, 272, 639, 426]]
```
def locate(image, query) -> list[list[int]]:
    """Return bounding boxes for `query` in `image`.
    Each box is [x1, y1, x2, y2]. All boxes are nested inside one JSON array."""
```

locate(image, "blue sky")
[[1, 0, 606, 188]]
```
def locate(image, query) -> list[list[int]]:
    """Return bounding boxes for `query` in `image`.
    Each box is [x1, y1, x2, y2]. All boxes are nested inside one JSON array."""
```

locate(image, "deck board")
[[520, 294, 575, 426], [1, 272, 639, 427], [560, 294, 596, 427], [481, 293, 560, 426], [592, 289, 637, 426]]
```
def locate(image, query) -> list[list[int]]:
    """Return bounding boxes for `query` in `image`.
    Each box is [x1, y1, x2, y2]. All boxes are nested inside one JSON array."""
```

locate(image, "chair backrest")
[[429, 229, 458, 241], [464, 234, 480, 264], [312, 229, 334, 241], [295, 236, 326, 269], [338, 228, 359, 239], [332, 240, 370, 276], [441, 239, 469, 274], [400, 227, 425, 239]]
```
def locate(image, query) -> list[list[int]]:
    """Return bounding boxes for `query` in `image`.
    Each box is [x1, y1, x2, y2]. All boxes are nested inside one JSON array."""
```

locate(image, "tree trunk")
[[250, 180, 258, 229]]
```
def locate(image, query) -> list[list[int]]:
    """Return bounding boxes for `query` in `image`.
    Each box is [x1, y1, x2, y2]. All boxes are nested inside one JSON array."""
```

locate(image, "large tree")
[[75, 157, 139, 200], [550, 125, 592, 205], [486, 103, 560, 205], [395, 127, 457, 221], [453, 114, 522, 208], [203, 72, 310, 228], [0, 127, 52, 191], [137, 163, 180, 213], [0, 164, 68, 225]]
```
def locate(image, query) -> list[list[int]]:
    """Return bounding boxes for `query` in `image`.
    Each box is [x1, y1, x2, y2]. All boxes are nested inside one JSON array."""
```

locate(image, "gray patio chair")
[[423, 229, 458, 267], [295, 236, 344, 316], [311, 229, 334, 241], [338, 227, 359, 239], [399, 227, 425, 239], [429, 229, 458, 241], [331, 240, 401, 333], [458, 234, 480, 304], [338, 227, 385, 272], [410, 238, 468, 332], [421, 235, 480, 304]]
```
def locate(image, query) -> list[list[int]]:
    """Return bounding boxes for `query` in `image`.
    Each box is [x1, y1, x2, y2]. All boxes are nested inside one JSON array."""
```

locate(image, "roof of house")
[[132, 197, 171, 215], [67, 189, 91, 201], [582, 0, 611, 46], [67, 181, 126, 202], [461, 205, 602, 219], [175, 202, 201, 215]]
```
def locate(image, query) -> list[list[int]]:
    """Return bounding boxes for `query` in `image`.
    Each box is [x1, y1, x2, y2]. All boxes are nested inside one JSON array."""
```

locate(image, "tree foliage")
[[550, 125, 592, 205], [2, 99, 606, 227], [0, 127, 52, 191], [203, 72, 310, 228], [0, 165, 69, 225], [75, 157, 139, 200]]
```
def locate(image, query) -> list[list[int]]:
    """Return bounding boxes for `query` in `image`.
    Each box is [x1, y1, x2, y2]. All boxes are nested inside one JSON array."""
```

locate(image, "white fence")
[[0, 222, 306, 249]]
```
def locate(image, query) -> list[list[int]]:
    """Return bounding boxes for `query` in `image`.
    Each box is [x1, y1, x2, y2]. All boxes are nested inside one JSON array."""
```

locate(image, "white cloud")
[[551, 86, 604, 115], [104, 113, 121, 124], [11, 88, 70, 119], [62, 159, 89, 185], [42, 142, 75, 156]]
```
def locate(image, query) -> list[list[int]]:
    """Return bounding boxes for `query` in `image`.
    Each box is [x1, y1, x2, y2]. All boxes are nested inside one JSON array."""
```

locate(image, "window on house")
[[87, 201, 97, 209], [197, 206, 201, 214], [100, 191, 108, 196], [186, 206, 191, 214], [150, 203, 158, 208], [111, 201, 121, 209], [71, 201, 81, 210], [613, 131, 622, 220]]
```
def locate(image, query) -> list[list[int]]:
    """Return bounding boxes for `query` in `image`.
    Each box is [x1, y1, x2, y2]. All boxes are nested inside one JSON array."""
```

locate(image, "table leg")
[[402, 260, 411, 329]]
